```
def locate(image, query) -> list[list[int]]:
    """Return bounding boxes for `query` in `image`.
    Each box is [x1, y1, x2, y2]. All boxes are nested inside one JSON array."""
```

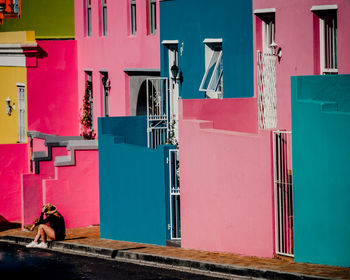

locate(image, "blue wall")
[[98, 116, 172, 245], [160, 0, 254, 99], [291, 74, 350, 267]]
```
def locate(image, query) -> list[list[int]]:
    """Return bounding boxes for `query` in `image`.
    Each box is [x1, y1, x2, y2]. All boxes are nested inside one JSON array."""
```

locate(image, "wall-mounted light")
[[6, 97, 15, 116], [270, 41, 282, 62], [171, 64, 179, 81]]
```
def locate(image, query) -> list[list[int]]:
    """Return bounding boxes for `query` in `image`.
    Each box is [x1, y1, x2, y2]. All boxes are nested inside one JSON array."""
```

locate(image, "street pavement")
[[0, 223, 349, 279]]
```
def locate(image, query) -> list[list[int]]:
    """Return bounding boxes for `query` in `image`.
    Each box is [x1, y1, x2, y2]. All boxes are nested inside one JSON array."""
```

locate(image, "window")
[[130, 0, 137, 35], [149, 0, 157, 35], [254, 9, 276, 53], [199, 40, 223, 99], [102, 0, 107, 36], [86, 0, 92, 37], [262, 14, 275, 53], [85, 71, 93, 129], [312, 6, 338, 75], [17, 83, 26, 143], [101, 72, 110, 117]]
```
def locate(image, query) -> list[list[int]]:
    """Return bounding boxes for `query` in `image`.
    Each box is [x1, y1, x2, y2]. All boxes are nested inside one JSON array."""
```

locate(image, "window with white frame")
[[102, 0, 107, 36], [101, 72, 110, 117], [262, 13, 275, 53], [17, 84, 26, 143], [199, 40, 223, 99], [85, 71, 93, 129], [86, 0, 92, 37], [149, 0, 157, 35], [311, 5, 338, 75], [130, 0, 137, 35]]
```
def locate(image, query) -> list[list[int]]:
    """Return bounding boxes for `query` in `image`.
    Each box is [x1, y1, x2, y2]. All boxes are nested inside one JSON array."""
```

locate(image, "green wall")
[[0, 0, 74, 39], [291, 74, 350, 267]]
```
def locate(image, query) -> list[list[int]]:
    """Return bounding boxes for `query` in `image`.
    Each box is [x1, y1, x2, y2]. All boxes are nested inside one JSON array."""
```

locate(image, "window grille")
[[101, 72, 110, 117], [85, 71, 93, 129], [17, 85, 26, 143], [320, 11, 337, 74]]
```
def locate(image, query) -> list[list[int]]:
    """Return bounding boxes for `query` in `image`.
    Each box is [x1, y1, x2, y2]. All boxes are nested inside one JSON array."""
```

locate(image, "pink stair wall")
[[22, 147, 99, 229]]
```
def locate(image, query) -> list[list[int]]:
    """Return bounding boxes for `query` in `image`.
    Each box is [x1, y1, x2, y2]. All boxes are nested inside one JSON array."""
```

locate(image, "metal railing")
[[146, 78, 169, 149], [273, 131, 294, 257], [168, 149, 180, 240], [257, 51, 277, 129]]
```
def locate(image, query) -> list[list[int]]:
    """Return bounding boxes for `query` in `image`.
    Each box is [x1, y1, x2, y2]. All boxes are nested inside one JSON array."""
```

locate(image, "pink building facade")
[[75, 0, 160, 134], [176, 0, 350, 259]]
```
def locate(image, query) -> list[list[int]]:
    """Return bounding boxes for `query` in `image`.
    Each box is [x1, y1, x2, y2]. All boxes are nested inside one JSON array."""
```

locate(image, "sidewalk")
[[0, 223, 349, 280]]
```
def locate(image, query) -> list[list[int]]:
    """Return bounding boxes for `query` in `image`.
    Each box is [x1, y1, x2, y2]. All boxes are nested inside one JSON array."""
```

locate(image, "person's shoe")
[[36, 242, 48, 249], [26, 241, 39, 248]]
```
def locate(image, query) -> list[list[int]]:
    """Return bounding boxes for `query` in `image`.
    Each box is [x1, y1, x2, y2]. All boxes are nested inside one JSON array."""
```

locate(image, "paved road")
[[0, 243, 245, 280]]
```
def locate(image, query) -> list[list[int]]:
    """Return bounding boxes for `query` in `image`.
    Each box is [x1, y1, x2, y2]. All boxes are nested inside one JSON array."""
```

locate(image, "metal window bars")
[[273, 131, 294, 257], [257, 50, 277, 129], [146, 78, 169, 149], [168, 149, 180, 240]]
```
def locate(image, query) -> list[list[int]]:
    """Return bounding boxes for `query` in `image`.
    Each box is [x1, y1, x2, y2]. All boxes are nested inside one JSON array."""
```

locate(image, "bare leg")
[[34, 224, 56, 243]]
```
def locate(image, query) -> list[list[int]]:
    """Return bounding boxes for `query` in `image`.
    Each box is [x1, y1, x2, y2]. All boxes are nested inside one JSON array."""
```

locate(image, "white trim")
[[16, 83, 25, 87], [311, 5, 337, 11], [161, 40, 178, 45], [254, 8, 276, 14], [203, 38, 222, 44]]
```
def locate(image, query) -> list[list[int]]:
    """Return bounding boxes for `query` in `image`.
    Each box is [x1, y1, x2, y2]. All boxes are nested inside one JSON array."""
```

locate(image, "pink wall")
[[75, 0, 160, 133], [179, 100, 275, 258], [182, 98, 258, 134], [253, 0, 350, 130], [22, 147, 99, 229], [0, 144, 28, 222], [22, 147, 67, 227], [43, 150, 99, 228], [27, 40, 79, 136]]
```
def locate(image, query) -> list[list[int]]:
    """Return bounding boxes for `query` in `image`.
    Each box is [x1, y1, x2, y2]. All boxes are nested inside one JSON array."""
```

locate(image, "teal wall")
[[291, 74, 350, 267], [0, 0, 74, 39], [98, 116, 172, 245], [160, 0, 253, 99]]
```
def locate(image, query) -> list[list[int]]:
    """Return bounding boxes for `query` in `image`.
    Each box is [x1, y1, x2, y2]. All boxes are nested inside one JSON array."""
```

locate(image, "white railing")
[[168, 149, 180, 240], [146, 78, 169, 149], [257, 51, 277, 129], [273, 131, 294, 257]]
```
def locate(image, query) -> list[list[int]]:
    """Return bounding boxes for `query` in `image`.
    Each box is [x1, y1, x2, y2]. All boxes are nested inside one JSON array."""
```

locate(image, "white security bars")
[[149, 0, 157, 34], [146, 78, 169, 149], [257, 50, 277, 129], [130, 0, 137, 35], [17, 84, 26, 143], [273, 131, 294, 257], [168, 149, 180, 240], [320, 11, 337, 74]]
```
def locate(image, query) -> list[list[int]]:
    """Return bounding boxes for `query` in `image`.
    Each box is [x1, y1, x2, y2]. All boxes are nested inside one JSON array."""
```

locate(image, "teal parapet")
[[291, 74, 350, 267], [98, 116, 172, 245]]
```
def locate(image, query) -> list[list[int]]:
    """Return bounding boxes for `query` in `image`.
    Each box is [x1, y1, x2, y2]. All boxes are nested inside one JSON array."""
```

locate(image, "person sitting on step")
[[26, 203, 66, 248]]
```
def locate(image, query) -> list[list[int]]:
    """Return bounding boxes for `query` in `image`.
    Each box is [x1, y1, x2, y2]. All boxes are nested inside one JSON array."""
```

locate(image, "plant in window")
[[167, 119, 179, 148], [80, 80, 96, 139]]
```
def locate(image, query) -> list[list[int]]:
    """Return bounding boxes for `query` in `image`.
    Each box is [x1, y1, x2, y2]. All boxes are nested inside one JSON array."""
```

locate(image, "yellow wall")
[[0, 67, 27, 144]]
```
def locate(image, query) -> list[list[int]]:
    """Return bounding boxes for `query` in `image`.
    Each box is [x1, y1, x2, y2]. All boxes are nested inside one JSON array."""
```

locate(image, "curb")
[[0, 236, 335, 280]]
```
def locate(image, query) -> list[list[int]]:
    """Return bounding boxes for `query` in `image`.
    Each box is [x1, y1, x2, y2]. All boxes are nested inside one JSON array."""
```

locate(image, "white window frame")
[[311, 5, 338, 75], [254, 9, 276, 53], [149, 0, 157, 35], [17, 83, 26, 143], [199, 39, 223, 99], [101, 72, 110, 117], [130, 0, 137, 35], [85, 71, 93, 129], [102, 0, 107, 36], [86, 0, 92, 37]]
